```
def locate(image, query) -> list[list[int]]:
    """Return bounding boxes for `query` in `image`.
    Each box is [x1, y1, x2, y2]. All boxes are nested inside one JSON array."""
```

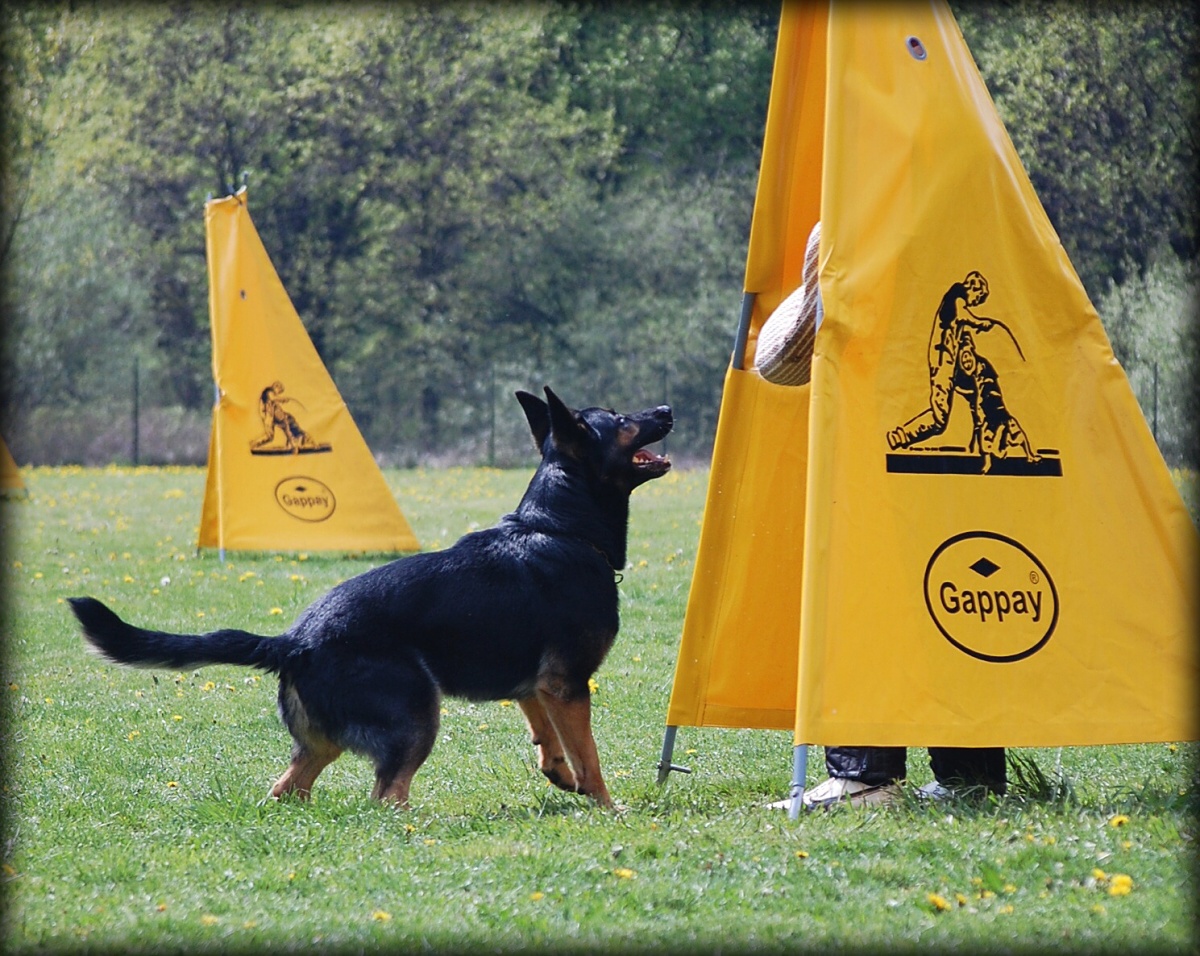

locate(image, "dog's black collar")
[[586, 541, 623, 584]]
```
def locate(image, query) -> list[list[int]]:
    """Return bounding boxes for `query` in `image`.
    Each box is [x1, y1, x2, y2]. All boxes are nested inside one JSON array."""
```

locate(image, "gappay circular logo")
[[274, 476, 336, 523], [923, 531, 1058, 663]]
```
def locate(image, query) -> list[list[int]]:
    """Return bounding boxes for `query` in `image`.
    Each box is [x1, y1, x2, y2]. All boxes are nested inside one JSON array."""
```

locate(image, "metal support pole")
[[488, 363, 496, 467], [787, 744, 809, 820], [656, 725, 692, 784], [730, 292, 757, 370], [131, 356, 140, 467], [1152, 362, 1159, 442], [214, 380, 225, 564]]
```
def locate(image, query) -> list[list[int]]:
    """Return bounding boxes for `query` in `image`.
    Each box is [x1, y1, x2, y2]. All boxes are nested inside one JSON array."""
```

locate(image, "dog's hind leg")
[[271, 679, 343, 800], [518, 697, 579, 792], [368, 714, 439, 808], [358, 656, 442, 807], [536, 685, 614, 809], [270, 738, 343, 800]]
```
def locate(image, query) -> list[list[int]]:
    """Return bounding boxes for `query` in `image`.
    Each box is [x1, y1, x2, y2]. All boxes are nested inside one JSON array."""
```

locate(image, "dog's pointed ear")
[[515, 390, 550, 450], [544, 386, 580, 437], [543, 386, 591, 455]]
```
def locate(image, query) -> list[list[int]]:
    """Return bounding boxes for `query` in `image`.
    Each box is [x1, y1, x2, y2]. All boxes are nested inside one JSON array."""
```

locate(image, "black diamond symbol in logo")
[[969, 557, 1001, 578]]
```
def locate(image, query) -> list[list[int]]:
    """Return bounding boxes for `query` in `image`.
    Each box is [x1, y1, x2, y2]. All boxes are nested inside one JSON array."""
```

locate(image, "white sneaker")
[[915, 781, 956, 801], [800, 776, 901, 810]]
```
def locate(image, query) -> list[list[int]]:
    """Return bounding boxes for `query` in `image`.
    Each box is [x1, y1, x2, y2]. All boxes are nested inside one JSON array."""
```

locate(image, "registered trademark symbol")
[[1029, 570, 1039, 584]]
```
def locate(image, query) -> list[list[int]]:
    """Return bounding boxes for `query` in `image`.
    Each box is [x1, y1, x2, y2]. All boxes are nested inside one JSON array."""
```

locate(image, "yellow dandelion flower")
[[955, 893, 969, 907], [927, 893, 951, 912], [371, 910, 392, 922], [269, 607, 283, 616], [202, 681, 215, 692], [127, 731, 140, 740], [795, 851, 809, 859], [423, 838, 437, 846], [613, 868, 636, 879], [588, 678, 599, 694], [499, 699, 512, 707], [1108, 814, 1129, 828], [156, 903, 167, 912], [999, 904, 1014, 915], [1167, 744, 1177, 753], [166, 781, 178, 788], [200, 914, 219, 926], [1108, 874, 1133, 896], [1121, 840, 1132, 850], [529, 891, 545, 902], [1092, 869, 1108, 883], [1004, 883, 1016, 894], [172, 714, 183, 721], [404, 824, 416, 833]]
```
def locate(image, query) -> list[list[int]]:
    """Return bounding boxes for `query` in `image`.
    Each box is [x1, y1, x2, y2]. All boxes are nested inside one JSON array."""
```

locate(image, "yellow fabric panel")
[[663, 0, 825, 732], [0, 437, 23, 490], [666, 367, 810, 730], [796, 0, 1198, 746], [743, 0, 827, 361], [197, 190, 419, 554]]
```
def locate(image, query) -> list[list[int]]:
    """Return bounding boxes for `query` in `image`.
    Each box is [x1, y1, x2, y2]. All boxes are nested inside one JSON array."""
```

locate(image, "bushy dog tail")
[[68, 597, 290, 674]]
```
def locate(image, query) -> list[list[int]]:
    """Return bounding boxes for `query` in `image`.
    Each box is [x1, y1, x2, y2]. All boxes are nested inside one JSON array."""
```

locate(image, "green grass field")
[[2, 465, 1196, 953]]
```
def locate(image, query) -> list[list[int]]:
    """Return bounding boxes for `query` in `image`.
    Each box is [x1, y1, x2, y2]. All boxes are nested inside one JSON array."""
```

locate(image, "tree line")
[[2, 1, 1195, 465]]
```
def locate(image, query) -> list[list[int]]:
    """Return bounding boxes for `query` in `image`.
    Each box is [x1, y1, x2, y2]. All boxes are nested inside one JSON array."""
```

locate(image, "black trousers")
[[824, 746, 1006, 794]]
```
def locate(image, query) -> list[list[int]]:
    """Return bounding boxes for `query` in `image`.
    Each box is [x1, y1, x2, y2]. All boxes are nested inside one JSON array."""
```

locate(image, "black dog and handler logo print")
[[249, 381, 332, 456], [249, 380, 337, 523], [885, 271, 1060, 476], [886, 272, 1062, 661]]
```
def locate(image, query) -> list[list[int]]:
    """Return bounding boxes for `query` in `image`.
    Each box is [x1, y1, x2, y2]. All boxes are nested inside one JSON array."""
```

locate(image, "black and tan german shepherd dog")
[[69, 387, 671, 810]]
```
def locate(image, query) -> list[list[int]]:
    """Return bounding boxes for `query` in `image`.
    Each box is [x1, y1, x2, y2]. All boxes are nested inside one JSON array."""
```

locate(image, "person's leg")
[[927, 747, 1006, 795], [801, 747, 907, 810], [825, 746, 907, 785]]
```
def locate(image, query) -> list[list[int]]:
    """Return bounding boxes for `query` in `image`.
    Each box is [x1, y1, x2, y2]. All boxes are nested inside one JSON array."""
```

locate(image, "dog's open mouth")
[[633, 447, 671, 475]]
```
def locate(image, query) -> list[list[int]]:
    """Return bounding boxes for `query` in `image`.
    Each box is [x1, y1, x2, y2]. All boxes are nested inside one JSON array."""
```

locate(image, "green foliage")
[[2, 466, 1196, 953], [955, 0, 1198, 301], [1096, 253, 1198, 465], [2, 2, 1195, 466]]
